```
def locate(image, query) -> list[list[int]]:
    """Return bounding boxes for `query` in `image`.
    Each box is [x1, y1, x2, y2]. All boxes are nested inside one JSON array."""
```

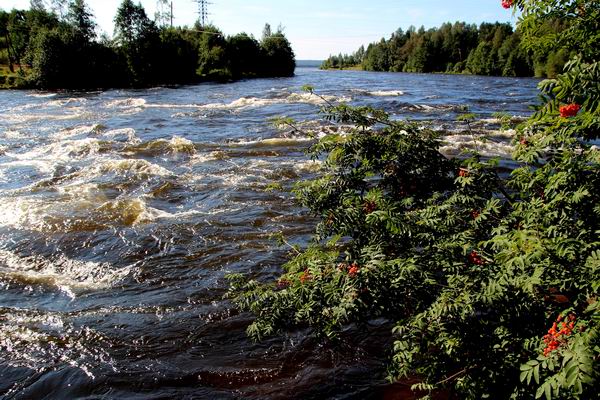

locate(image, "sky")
[[1, 0, 517, 59]]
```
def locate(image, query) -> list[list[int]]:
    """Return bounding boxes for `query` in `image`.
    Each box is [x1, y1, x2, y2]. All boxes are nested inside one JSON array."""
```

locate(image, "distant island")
[[321, 21, 567, 78], [0, 0, 295, 90]]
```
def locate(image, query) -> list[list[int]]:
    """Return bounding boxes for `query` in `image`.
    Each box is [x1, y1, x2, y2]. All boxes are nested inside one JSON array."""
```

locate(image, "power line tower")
[[194, 0, 210, 27]]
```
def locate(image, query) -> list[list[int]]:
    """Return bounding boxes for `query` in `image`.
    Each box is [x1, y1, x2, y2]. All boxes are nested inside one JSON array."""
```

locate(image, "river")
[[0, 67, 539, 399]]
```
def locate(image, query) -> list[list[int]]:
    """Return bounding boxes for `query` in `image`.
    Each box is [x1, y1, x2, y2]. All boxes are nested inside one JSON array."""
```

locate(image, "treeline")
[[321, 21, 568, 78], [0, 0, 295, 89]]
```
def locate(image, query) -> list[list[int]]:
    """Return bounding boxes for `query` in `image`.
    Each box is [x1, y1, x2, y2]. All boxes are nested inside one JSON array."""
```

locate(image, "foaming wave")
[[3, 129, 27, 139], [294, 160, 323, 173], [225, 136, 313, 148], [22, 158, 172, 191], [3, 139, 112, 176], [50, 124, 105, 140], [46, 98, 88, 107], [2, 111, 86, 124], [105, 98, 147, 108], [198, 92, 350, 110], [26, 92, 57, 98], [143, 92, 351, 116], [369, 90, 404, 96], [440, 129, 516, 158], [190, 151, 229, 164], [102, 128, 139, 143], [284, 92, 350, 104], [123, 136, 196, 156], [401, 103, 466, 113], [0, 189, 172, 232], [0, 250, 133, 295], [95, 198, 173, 226], [93, 158, 173, 177], [353, 89, 404, 97]]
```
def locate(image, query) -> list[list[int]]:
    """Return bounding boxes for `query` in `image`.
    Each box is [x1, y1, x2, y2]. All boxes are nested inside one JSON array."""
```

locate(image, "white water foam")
[[0, 250, 133, 294], [50, 124, 104, 140], [440, 129, 516, 158], [102, 128, 139, 143], [26, 92, 58, 98], [93, 158, 173, 177], [102, 93, 350, 117], [368, 90, 404, 97], [225, 136, 313, 147], [105, 98, 147, 108], [123, 136, 196, 156], [46, 98, 88, 107]]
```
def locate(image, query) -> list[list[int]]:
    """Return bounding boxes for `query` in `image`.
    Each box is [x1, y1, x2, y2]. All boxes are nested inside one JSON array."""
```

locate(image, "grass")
[[0, 63, 29, 89]]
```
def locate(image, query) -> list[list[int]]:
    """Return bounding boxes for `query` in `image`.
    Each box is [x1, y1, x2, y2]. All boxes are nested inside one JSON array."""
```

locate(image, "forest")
[[321, 20, 568, 77], [0, 0, 296, 89]]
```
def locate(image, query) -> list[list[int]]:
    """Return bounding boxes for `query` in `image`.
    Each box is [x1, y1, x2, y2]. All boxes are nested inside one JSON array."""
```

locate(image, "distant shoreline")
[[319, 66, 542, 78]]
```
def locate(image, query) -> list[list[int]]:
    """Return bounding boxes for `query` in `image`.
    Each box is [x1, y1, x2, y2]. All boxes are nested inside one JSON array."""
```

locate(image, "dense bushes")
[[0, 0, 296, 89], [229, 1, 599, 398], [322, 20, 569, 78]]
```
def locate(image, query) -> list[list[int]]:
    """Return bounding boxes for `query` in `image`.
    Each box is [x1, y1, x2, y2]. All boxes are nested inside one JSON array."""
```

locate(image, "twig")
[[435, 366, 473, 385]]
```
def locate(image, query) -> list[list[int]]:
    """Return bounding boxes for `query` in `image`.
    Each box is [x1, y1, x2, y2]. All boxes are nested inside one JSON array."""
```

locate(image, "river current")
[[0, 67, 539, 399]]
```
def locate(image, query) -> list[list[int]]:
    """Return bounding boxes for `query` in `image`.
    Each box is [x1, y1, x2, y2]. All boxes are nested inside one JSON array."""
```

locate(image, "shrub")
[[227, 1, 599, 399]]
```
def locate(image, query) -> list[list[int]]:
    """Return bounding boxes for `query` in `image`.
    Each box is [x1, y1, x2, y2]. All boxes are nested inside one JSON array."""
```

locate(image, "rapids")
[[0, 67, 539, 399]]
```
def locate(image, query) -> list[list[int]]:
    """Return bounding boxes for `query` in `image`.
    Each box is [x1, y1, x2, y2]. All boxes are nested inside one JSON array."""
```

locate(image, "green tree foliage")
[[227, 33, 261, 78], [113, 0, 161, 85], [195, 24, 229, 79], [322, 20, 570, 78], [229, 1, 600, 398], [66, 0, 95, 40], [259, 24, 295, 77], [158, 26, 199, 84], [0, 2, 296, 88]]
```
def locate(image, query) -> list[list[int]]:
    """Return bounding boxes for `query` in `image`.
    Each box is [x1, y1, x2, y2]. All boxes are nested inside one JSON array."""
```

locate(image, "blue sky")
[[1, 0, 516, 59]]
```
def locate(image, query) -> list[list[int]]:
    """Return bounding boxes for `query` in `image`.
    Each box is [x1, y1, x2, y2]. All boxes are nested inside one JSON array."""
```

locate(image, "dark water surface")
[[0, 68, 539, 399]]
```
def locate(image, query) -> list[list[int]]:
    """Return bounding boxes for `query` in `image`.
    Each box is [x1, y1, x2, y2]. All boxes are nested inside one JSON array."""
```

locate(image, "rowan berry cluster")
[[559, 103, 581, 118], [300, 270, 311, 284], [277, 278, 291, 289], [468, 250, 485, 265], [502, 0, 514, 9], [363, 200, 377, 214], [338, 262, 360, 277], [543, 314, 576, 356]]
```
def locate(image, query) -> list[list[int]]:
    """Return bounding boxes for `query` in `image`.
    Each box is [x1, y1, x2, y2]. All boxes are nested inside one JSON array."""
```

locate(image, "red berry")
[[300, 270, 311, 284], [501, 0, 513, 9], [559, 103, 581, 118], [468, 250, 484, 265], [277, 278, 291, 289], [363, 200, 377, 214]]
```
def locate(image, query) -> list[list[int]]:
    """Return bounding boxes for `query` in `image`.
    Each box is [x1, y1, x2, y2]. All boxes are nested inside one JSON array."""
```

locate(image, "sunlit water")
[[0, 68, 539, 399]]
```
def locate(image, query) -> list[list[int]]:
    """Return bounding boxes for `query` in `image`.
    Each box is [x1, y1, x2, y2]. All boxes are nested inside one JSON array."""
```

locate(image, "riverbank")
[[319, 64, 544, 78], [0, 62, 295, 91], [0, 65, 29, 89], [320, 65, 363, 71]]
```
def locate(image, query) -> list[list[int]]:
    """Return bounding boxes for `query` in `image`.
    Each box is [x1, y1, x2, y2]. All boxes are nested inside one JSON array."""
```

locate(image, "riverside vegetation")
[[228, 0, 600, 399], [0, 0, 295, 89], [321, 17, 571, 78]]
